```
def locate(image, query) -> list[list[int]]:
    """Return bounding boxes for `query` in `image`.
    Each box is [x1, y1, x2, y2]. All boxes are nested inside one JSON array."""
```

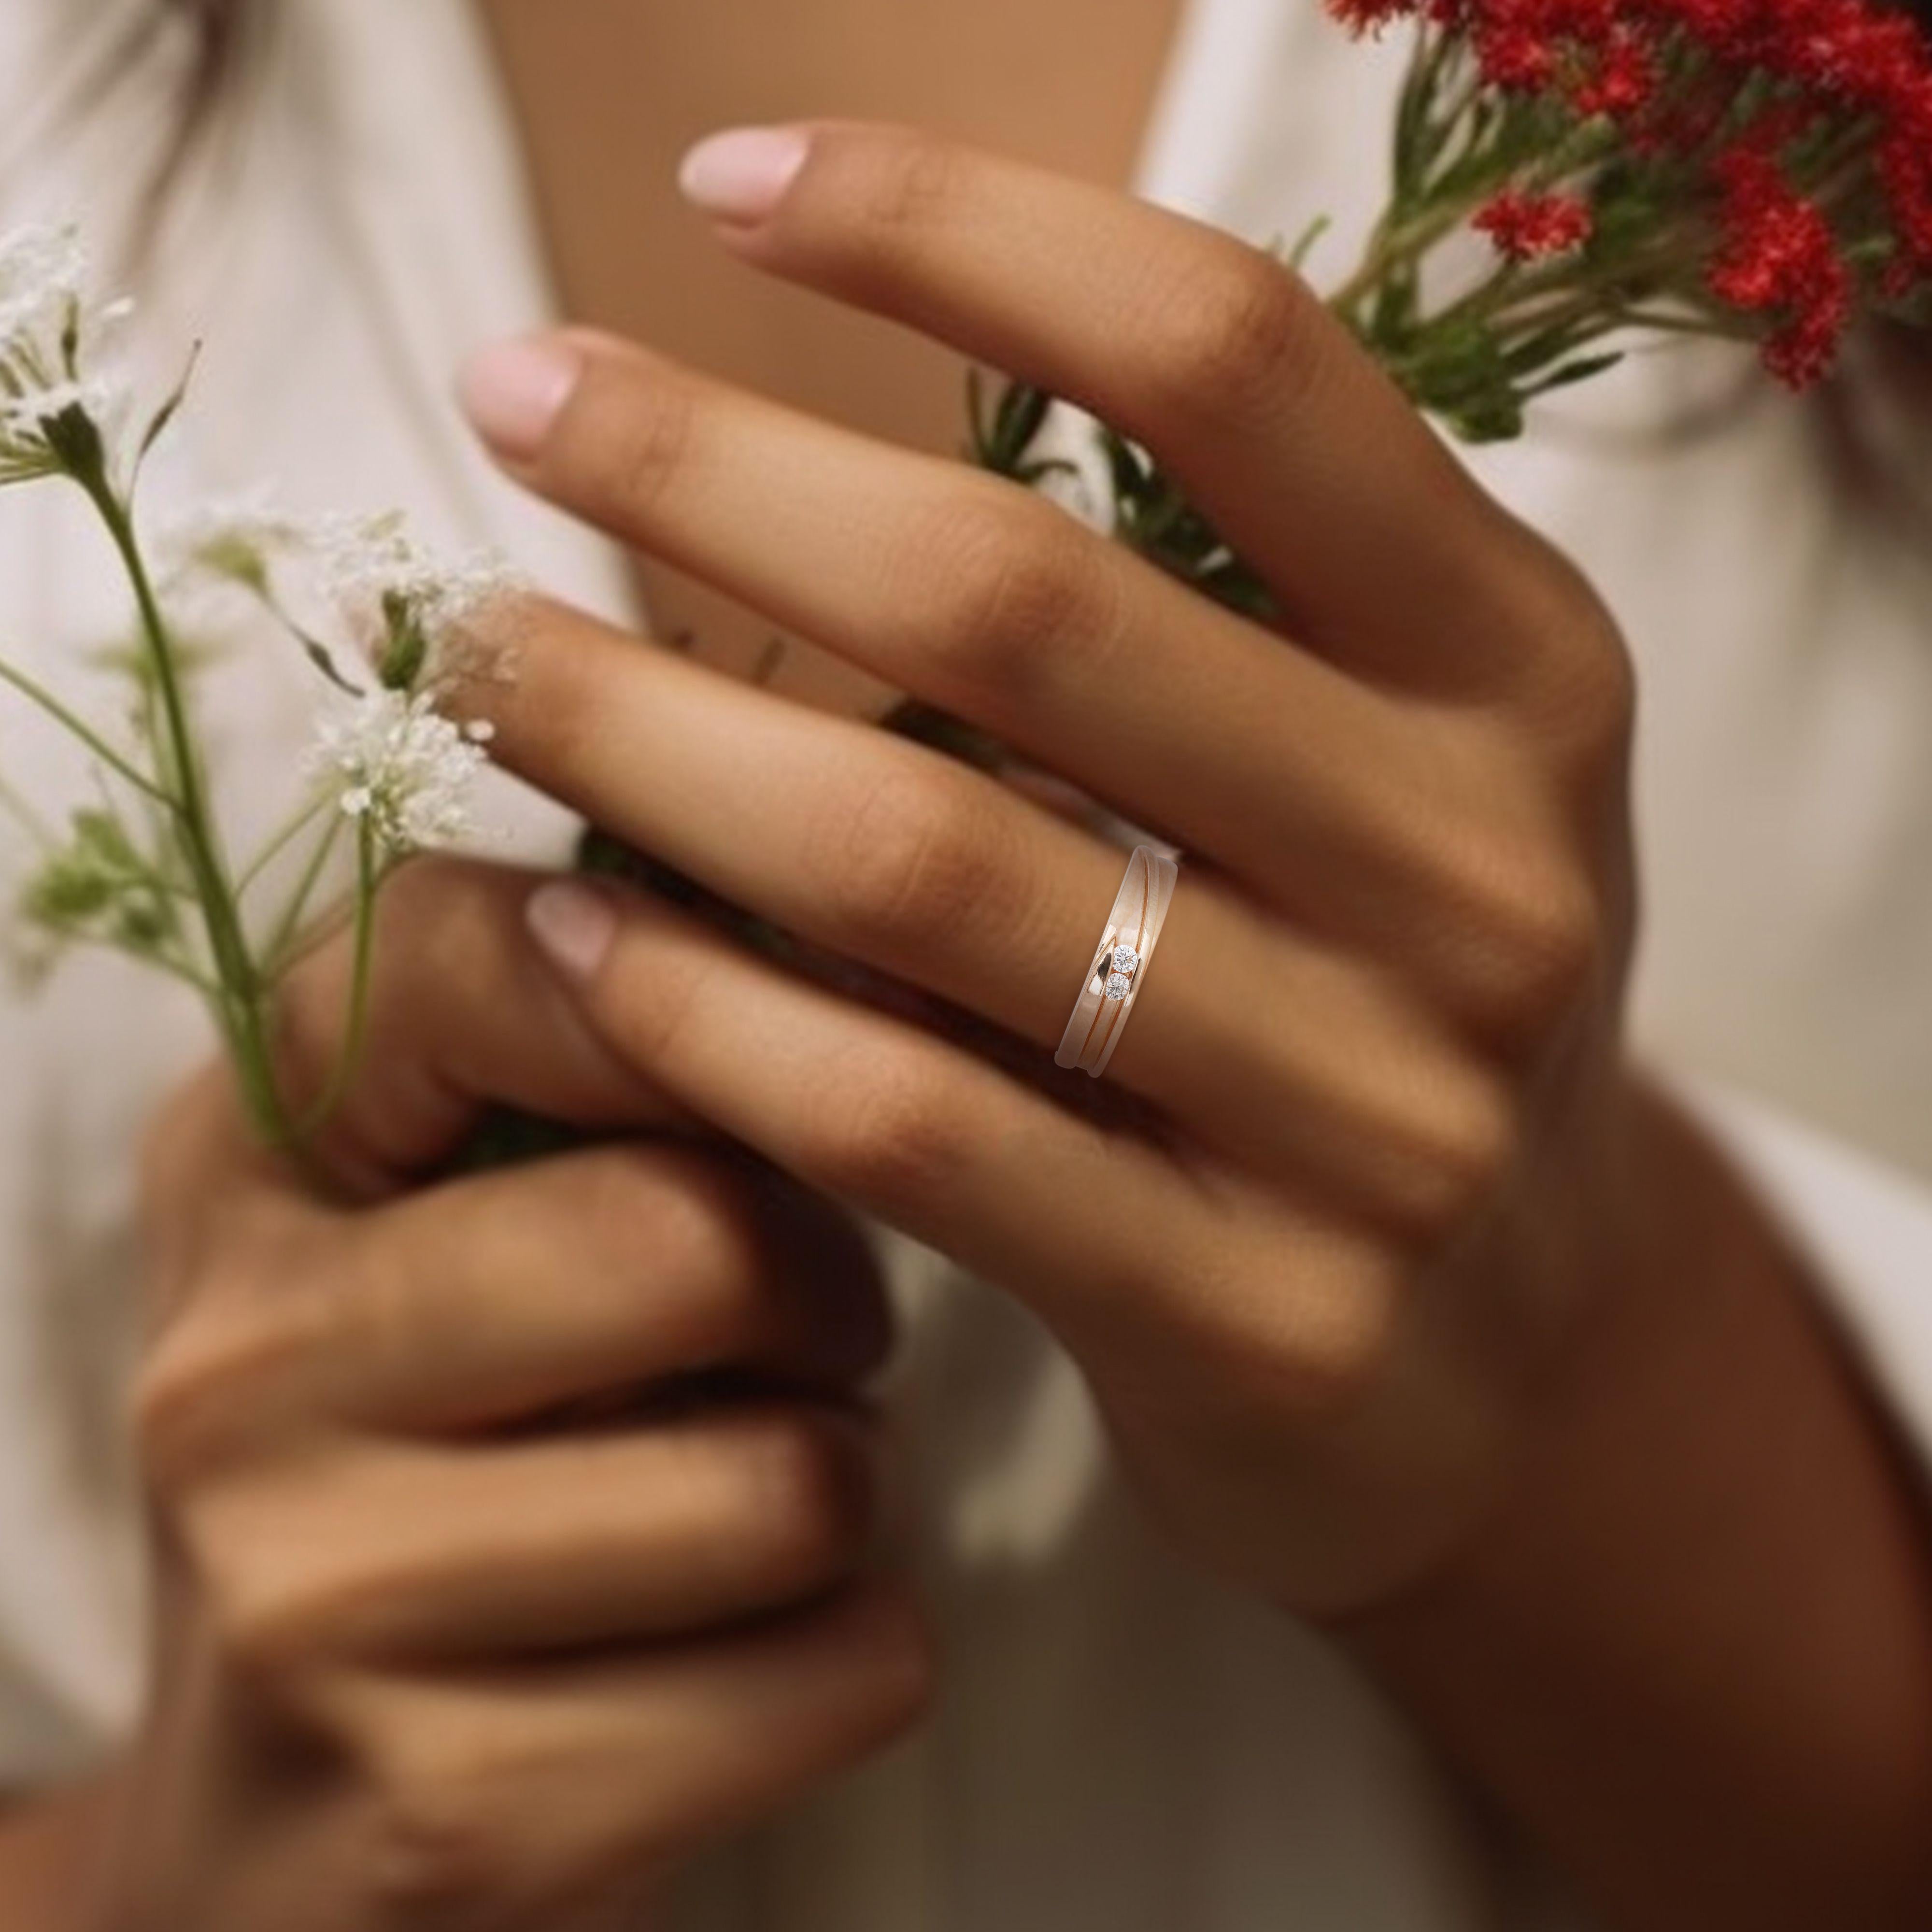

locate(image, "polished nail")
[[678, 127, 810, 223], [527, 881, 618, 982], [458, 337, 582, 460]]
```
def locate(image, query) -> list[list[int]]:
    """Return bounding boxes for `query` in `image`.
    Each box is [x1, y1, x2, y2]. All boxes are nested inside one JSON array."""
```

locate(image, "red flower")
[[1324, 0, 1929, 411], [1475, 189, 1597, 258], [1572, 28, 1659, 115], [1706, 146, 1853, 384]]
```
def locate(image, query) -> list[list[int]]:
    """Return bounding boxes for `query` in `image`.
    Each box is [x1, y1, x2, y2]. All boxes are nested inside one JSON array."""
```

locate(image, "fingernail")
[[459, 337, 582, 461], [527, 881, 617, 982], [678, 126, 810, 223]]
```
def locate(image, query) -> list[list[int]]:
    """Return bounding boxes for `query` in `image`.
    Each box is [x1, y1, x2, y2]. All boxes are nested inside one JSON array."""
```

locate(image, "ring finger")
[[473, 600, 1479, 1204]]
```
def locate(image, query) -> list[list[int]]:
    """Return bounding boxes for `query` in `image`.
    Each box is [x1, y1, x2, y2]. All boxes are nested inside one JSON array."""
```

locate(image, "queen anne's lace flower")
[[0, 225, 133, 487], [308, 687, 495, 857], [313, 511, 515, 686], [153, 492, 308, 594]]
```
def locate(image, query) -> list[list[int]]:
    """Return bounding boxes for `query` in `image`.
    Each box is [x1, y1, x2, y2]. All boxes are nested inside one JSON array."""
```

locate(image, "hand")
[[103, 861, 930, 1932], [455, 121, 1640, 1619]]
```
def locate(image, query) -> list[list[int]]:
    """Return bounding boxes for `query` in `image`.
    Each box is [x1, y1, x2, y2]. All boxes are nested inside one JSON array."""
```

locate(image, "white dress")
[[0, 3, 1929, 1928]]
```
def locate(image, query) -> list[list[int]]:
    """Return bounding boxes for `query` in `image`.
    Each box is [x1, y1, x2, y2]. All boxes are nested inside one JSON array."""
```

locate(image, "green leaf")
[[994, 381, 1052, 464], [1447, 396, 1526, 442], [72, 809, 141, 869], [133, 341, 202, 483], [377, 591, 429, 692], [1528, 352, 1625, 396], [1288, 214, 1334, 276]]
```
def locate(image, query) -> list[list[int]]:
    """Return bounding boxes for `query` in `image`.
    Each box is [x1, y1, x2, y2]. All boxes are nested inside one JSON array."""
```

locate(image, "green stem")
[[83, 478, 293, 1145], [292, 821, 379, 1141], [238, 792, 334, 897], [0, 765, 54, 849], [264, 811, 344, 975], [0, 658, 173, 805]]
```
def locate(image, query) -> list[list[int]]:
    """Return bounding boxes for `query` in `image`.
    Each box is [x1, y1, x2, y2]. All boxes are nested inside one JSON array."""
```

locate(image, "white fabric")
[[0, 2, 1923, 1928]]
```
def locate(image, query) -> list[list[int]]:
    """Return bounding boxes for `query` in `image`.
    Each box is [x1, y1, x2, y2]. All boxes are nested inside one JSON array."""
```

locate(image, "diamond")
[[1104, 971, 1134, 1001], [1110, 944, 1141, 975]]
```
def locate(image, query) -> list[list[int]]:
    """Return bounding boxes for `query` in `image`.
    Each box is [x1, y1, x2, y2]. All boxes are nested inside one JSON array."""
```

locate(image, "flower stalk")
[[0, 226, 511, 1149], [970, 0, 1931, 616]]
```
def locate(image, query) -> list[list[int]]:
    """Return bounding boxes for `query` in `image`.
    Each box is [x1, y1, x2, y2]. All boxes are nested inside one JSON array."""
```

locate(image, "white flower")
[[153, 491, 307, 594], [308, 687, 494, 856], [0, 225, 87, 363], [313, 511, 516, 686], [0, 225, 134, 487]]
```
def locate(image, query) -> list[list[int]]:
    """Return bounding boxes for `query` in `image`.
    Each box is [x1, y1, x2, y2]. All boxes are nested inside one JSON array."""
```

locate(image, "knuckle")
[[575, 358, 700, 525], [1548, 618, 1638, 780], [825, 128, 966, 253], [582, 1149, 770, 1348], [1508, 555, 1640, 779], [914, 488, 1119, 698], [1428, 833, 1606, 1051], [812, 760, 1006, 955], [1141, 242, 1322, 418], [133, 1257, 329, 1490], [1479, 867, 1605, 1044], [591, 1144, 745, 1270], [1379, 1070, 1522, 1247], [358, 1764, 516, 1926], [815, 1056, 971, 1213], [1179, 1235, 1405, 1426], [176, 1485, 335, 1684], [732, 1414, 878, 1591], [841, 1582, 940, 1739]]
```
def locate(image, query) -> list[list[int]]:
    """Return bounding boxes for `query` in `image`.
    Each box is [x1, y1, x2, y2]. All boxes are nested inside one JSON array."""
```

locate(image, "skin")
[[70, 860, 932, 1932], [473, 0, 1184, 695], [0, 10, 1928, 1932], [452, 123, 1932, 1925]]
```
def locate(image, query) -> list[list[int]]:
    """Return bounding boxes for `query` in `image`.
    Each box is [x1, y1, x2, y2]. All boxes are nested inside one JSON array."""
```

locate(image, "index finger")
[[684, 120, 1561, 692]]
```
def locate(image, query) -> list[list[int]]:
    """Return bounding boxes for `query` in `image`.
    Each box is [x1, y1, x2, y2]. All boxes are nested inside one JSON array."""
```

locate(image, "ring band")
[[1055, 845, 1179, 1079]]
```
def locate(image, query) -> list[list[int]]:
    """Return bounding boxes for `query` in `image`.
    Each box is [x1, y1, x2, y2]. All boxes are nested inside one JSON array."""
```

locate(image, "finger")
[[463, 337, 1427, 894], [318, 1577, 931, 1919], [678, 120, 1572, 691], [307, 1146, 891, 1433], [183, 1403, 884, 1663], [153, 860, 672, 1209], [474, 603, 1518, 1209], [516, 879, 1402, 1394]]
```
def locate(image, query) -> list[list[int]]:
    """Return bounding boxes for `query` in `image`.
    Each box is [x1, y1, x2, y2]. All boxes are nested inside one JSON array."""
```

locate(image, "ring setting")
[[1056, 847, 1179, 1079]]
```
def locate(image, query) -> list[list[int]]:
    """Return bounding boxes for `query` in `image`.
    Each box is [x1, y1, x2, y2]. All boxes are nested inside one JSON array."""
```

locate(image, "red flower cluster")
[[1474, 189, 1596, 258], [1332, 0, 1932, 386], [1706, 147, 1851, 382]]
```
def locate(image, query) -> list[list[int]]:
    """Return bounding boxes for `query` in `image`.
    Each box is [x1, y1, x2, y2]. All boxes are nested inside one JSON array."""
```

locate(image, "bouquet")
[[971, 0, 1932, 617], [0, 227, 508, 1148], [4, 0, 1928, 1143]]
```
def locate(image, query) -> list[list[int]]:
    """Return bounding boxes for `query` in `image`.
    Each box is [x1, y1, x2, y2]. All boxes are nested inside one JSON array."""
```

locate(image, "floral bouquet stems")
[[0, 229, 505, 1150], [971, 0, 1932, 622]]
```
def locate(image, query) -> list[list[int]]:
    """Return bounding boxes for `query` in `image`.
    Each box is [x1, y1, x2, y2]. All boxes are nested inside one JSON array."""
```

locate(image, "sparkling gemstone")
[[1110, 944, 1141, 975], [1104, 971, 1134, 1001]]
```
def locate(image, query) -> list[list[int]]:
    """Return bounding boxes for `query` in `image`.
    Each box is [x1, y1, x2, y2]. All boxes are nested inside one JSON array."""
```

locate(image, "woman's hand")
[[100, 861, 930, 1932], [456, 126, 1932, 1928], [457, 123, 1640, 1617]]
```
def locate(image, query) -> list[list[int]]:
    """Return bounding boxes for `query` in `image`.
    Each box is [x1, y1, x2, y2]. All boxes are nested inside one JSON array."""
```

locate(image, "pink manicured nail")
[[678, 127, 810, 223], [527, 881, 617, 982], [459, 337, 582, 460]]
